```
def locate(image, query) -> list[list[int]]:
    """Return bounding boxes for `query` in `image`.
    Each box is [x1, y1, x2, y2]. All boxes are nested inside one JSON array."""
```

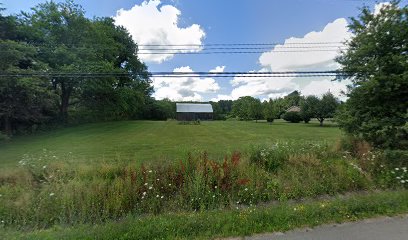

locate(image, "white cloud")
[[152, 66, 221, 101], [210, 94, 234, 102], [221, 18, 352, 100], [114, 0, 205, 63], [259, 18, 351, 71], [302, 78, 351, 101]]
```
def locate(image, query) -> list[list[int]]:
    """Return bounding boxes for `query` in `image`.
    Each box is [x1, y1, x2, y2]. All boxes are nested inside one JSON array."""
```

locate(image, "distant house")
[[176, 103, 213, 121], [286, 106, 301, 113]]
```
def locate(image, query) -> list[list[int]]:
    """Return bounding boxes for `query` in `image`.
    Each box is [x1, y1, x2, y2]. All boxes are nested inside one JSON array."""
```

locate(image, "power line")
[[138, 49, 347, 54], [0, 71, 352, 78]]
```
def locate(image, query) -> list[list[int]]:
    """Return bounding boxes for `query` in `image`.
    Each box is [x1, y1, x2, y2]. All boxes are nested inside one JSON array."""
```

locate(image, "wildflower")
[[161, 196, 164, 199], [214, 186, 217, 189], [395, 168, 399, 171], [156, 195, 159, 198], [244, 188, 248, 191], [212, 195, 215, 198], [148, 170, 152, 173], [396, 177, 401, 179], [142, 192, 147, 196], [401, 180, 406, 184], [42, 165, 47, 169], [0, 194, 2, 197], [320, 203, 326, 208], [144, 183, 148, 186], [148, 186, 153, 190], [294, 207, 297, 211], [49, 193, 55, 197], [156, 178, 159, 181], [168, 183, 172, 186]]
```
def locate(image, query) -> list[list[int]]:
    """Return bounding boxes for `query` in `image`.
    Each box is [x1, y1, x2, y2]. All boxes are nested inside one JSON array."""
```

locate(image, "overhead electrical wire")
[[0, 71, 352, 78]]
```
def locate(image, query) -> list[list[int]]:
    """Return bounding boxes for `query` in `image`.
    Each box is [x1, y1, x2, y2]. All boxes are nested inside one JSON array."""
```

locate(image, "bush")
[[266, 118, 274, 123], [283, 112, 302, 123], [303, 116, 311, 123]]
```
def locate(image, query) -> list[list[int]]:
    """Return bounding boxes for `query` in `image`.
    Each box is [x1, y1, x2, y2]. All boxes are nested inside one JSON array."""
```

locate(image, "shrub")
[[266, 118, 274, 123], [283, 112, 302, 123]]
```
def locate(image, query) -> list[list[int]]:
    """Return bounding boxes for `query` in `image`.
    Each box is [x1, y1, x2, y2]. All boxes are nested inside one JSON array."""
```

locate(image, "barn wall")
[[176, 112, 213, 121]]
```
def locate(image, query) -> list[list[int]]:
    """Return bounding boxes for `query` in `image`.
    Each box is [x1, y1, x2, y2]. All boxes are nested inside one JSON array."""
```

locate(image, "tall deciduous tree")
[[336, 1, 408, 148], [19, 1, 151, 122], [0, 9, 55, 135]]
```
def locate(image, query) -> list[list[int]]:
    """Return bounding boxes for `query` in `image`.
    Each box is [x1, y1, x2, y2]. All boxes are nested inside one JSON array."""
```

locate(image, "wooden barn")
[[176, 103, 213, 121]]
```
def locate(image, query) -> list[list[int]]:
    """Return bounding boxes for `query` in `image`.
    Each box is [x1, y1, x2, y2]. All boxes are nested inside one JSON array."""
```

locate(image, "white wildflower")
[[156, 195, 159, 198], [144, 183, 148, 186], [161, 196, 164, 199], [401, 180, 406, 184], [42, 165, 47, 169], [148, 186, 153, 190], [148, 170, 152, 173], [168, 183, 172, 186], [142, 192, 147, 196], [214, 186, 217, 189], [244, 188, 248, 191], [395, 168, 399, 171], [49, 193, 55, 197]]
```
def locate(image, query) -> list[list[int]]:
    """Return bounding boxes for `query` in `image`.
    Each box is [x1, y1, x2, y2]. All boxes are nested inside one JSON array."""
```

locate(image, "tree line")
[[0, 1, 153, 135]]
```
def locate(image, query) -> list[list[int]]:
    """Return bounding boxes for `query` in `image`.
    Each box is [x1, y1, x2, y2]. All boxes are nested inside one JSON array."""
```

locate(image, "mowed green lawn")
[[0, 120, 342, 166]]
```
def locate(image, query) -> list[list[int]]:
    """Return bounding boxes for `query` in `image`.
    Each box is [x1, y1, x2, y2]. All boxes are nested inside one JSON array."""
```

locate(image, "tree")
[[19, 1, 152, 122], [315, 93, 339, 126], [232, 96, 262, 121], [335, 1, 408, 148], [283, 90, 301, 108], [250, 98, 263, 122], [263, 99, 279, 123], [0, 10, 56, 135], [299, 96, 315, 123]]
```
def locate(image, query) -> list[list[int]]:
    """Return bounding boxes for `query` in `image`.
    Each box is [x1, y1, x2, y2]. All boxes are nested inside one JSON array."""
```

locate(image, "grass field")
[[0, 120, 341, 166], [1, 120, 407, 239]]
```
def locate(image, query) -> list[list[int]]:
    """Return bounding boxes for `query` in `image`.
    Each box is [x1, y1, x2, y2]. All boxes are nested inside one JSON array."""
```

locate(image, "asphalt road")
[[245, 215, 408, 240]]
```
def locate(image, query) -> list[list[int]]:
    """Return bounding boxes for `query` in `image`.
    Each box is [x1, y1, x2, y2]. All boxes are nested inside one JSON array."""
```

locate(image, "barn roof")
[[286, 106, 301, 112], [176, 103, 213, 113]]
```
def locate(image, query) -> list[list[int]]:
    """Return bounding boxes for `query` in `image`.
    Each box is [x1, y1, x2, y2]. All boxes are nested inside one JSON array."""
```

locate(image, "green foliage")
[[336, 1, 408, 149], [2, 190, 408, 239], [232, 96, 263, 121], [263, 99, 279, 123], [0, 141, 377, 229], [0, 1, 152, 133], [300, 96, 316, 123], [283, 111, 302, 123]]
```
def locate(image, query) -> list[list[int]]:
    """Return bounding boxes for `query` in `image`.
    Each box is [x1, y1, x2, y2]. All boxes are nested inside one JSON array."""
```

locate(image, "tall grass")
[[0, 141, 403, 230]]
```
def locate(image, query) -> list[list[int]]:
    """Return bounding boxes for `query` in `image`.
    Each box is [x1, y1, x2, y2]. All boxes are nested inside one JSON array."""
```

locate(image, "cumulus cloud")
[[259, 18, 351, 71], [218, 18, 352, 101], [302, 78, 351, 101], [114, 0, 205, 63], [152, 66, 222, 101]]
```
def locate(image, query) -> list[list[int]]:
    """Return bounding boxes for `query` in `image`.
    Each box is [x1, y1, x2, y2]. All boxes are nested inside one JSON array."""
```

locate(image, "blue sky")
[[2, 0, 399, 101]]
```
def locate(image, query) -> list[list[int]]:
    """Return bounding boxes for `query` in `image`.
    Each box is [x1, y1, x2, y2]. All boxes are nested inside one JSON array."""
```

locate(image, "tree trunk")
[[59, 81, 72, 123], [319, 119, 324, 127]]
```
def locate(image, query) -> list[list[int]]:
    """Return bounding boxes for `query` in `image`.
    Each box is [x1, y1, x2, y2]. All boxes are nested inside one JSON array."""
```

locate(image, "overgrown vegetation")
[[0, 139, 406, 230], [2, 190, 408, 240], [336, 1, 408, 149]]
